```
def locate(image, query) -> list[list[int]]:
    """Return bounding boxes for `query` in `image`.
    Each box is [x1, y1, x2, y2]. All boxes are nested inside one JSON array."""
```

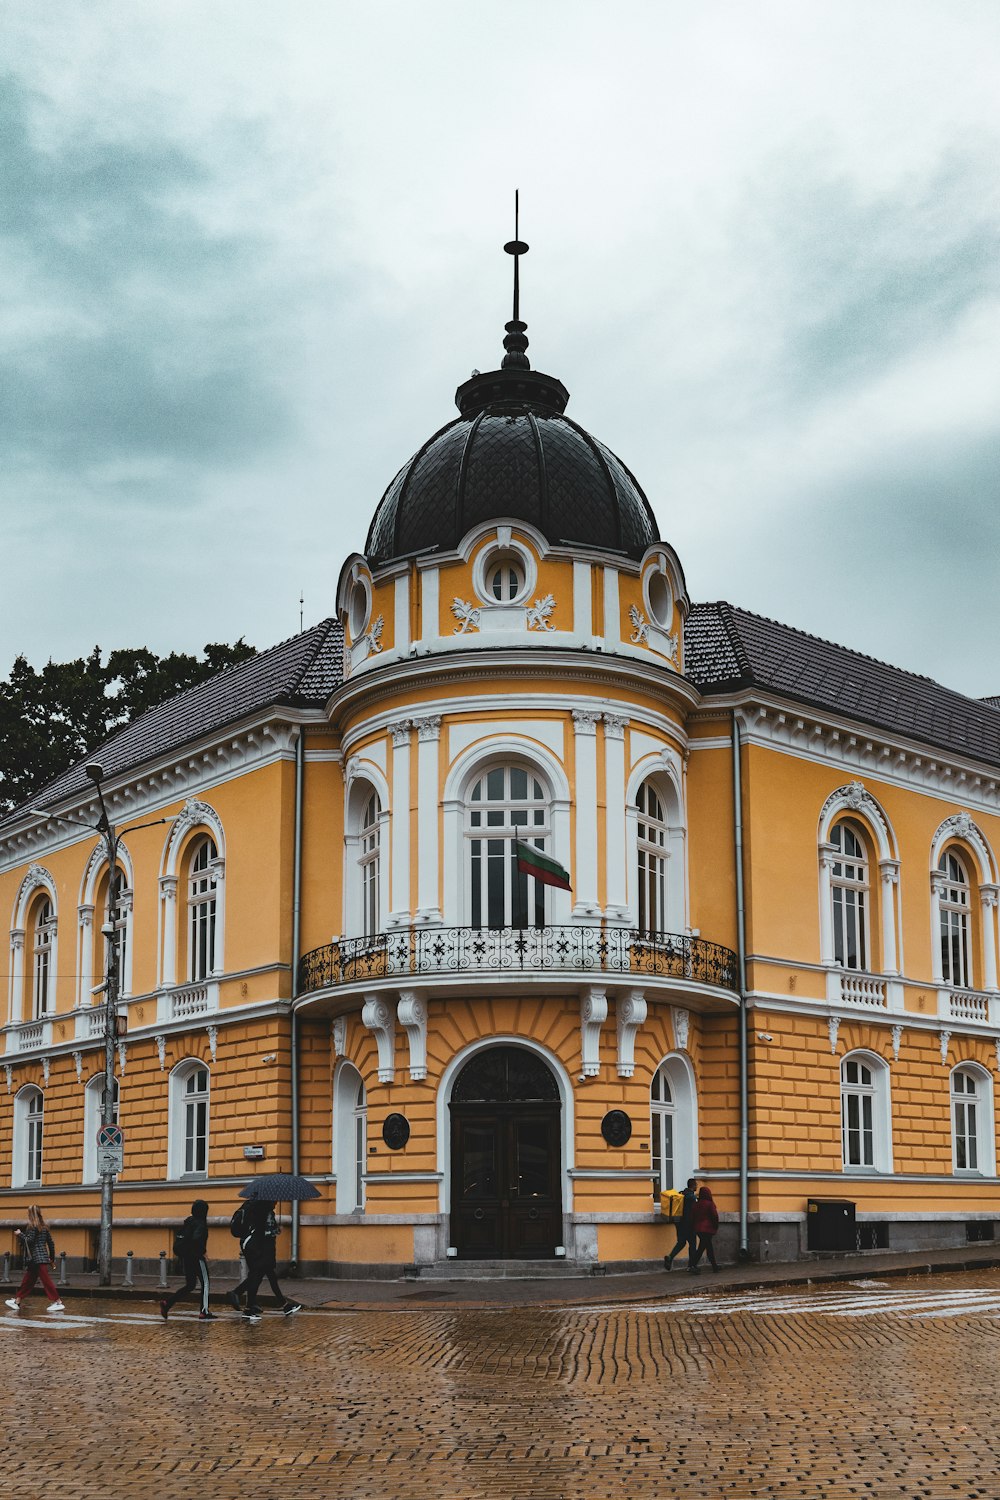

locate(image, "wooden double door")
[[450, 1104, 563, 1259]]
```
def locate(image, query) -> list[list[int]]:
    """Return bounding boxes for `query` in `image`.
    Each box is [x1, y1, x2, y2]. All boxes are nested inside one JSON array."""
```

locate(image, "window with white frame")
[[107, 865, 130, 996], [939, 850, 972, 989], [467, 764, 549, 928], [840, 1054, 890, 1171], [485, 553, 525, 602], [333, 1063, 366, 1212], [831, 821, 869, 970], [12, 1086, 44, 1187], [31, 897, 55, 1018], [169, 1063, 210, 1178], [651, 1066, 675, 1194], [637, 781, 668, 933], [83, 1075, 120, 1182], [951, 1066, 990, 1173], [187, 838, 217, 982], [360, 792, 381, 937]]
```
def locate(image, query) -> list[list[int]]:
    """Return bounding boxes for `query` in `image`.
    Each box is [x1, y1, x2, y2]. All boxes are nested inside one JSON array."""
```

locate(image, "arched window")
[[12, 1086, 44, 1187], [83, 1075, 120, 1182], [650, 1056, 697, 1198], [169, 1062, 210, 1178], [108, 866, 130, 995], [637, 781, 668, 933], [840, 1053, 891, 1172], [187, 838, 217, 982], [486, 554, 524, 602], [951, 1065, 993, 1174], [360, 792, 381, 937], [939, 850, 972, 988], [830, 822, 869, 970], [467, 765, 549, 929], [31, 897, 55, 1018], [333, 1062, 366, 1213]]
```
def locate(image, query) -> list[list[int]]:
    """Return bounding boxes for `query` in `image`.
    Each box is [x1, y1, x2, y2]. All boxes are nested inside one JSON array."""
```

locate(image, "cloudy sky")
[[3, 2, 999, 696]]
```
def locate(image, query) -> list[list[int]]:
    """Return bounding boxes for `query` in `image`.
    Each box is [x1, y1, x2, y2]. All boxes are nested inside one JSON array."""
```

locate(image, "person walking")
[[664, 1177, 698, 1271], [689, 1184, 721, 1273], [160, 1199, 214, 1320], [5, 1205, 64, 1313], [226, 1199, 302, 1318]]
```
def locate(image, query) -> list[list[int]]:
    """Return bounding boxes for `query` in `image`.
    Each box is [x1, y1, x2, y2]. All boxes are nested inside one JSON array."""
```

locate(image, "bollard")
[[58, 1251, 67, 1287], [159, 1250, 168, 1288], [1, 1251, 9, 1284], [123, 1250, 134, 1287]]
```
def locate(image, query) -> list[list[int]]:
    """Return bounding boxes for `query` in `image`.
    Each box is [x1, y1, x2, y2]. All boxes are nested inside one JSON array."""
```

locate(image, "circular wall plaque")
[[382, 1113, 410, 1150], [601, 1109, 632, 1147]]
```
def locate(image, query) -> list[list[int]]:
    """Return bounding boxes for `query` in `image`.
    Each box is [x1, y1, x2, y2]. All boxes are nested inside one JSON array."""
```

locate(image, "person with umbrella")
[[227, 1172, 317, 1319]]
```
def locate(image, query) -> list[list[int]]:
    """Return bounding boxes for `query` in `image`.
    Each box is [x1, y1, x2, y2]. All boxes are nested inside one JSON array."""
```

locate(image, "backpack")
[[229, 1205, 246, 1240], [172, 1223, 190, 1258], [660, 1188, 685, 1221]]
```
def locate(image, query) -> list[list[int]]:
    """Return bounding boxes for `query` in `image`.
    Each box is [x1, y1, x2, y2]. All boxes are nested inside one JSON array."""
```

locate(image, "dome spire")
[[502, 190, 530, 370]]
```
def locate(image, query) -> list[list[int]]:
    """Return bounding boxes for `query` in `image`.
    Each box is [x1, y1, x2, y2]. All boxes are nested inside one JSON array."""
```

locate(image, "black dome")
[[366, 366, 659, 567]]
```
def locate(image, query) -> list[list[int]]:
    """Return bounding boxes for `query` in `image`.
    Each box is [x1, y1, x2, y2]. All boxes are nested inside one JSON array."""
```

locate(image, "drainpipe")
[[732, 711, 751, 1261], [291, 728, 305, 1267]]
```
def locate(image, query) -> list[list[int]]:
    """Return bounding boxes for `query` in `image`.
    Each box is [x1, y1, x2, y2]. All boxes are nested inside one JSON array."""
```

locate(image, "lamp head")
[[85, 762, 105, 786]]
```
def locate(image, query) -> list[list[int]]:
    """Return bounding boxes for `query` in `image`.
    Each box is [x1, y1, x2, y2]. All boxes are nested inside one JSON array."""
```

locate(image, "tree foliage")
[[0, 641, 256, 815]]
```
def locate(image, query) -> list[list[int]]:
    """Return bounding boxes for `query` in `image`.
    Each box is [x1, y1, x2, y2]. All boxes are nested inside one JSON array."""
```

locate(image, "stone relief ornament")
[[415, 715, 442, 742], [331, 1016, 347, 1059], [206, 1025, 218, 1063], [828, 1016, 841, 1053], [42, 1057, 50, 1087], [844, 781, 866, 810], [601, 1109, 633, 1147], [4, 1064, 12, 1093], [388, 720, 412, 747], [628, 605, 649, 645], [118, 1040, 127, 1074], [672, 1007, 690, 1052], [939, 1030, 951, 1066], [951, 811, 975, 839], [891, 1025, 903, 1061], [603, 714, 629, 740], [995, 1038, 1000, 1076], [525, 594, 556, 631], [382, 1113, 410, 1150], [72, 1051, 83, 1083], [156, 1035, 166, 1072], [451, 598, 481, 634], [365, 615, 384, 655]]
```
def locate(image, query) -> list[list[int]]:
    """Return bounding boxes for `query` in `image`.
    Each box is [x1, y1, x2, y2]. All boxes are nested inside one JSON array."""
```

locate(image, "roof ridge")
[[286, 617, 341, 697]]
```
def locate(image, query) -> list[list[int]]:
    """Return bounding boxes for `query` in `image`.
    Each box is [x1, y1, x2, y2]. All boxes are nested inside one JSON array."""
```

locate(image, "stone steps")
[[411, 1259, 596, 1280]]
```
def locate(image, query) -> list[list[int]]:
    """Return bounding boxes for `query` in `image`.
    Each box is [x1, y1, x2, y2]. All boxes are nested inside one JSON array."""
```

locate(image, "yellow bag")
[[660, 1188, 684, 1221]]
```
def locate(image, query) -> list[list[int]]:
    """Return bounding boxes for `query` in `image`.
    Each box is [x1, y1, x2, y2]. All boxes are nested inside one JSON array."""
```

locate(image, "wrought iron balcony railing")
[[297, 925, 739, 996]]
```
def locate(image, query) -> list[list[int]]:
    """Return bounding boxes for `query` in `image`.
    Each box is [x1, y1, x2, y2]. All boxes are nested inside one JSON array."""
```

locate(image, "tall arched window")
[[31, 897, 55, 1018], [467, 765, 549, 929], [108, 866, 130, 995], [360, 792, 381, 937], [650, 1055, 697, 1198], [333, 1062, 366, 1213], [187, 838, 217, 982], [840, 1053, 891, 1171], [83, 1075, 120, 1182], [651, 1067, 675, 1193], [12, 1086, 44, 1187], [169, 1062, 210, 1178], [939, 850, 972, 988], [637, 781, 668, 933], [831, 822, 869, 970], [950, 1065, 993, 1174]]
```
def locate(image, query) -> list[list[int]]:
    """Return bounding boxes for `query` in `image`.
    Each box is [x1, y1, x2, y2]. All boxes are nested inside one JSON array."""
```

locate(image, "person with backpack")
[[5, 1204, 64, 1313], [663, 1177, 698, 1271], [226, 1199, 301, 1318], [159, 1199, 214, 1319]]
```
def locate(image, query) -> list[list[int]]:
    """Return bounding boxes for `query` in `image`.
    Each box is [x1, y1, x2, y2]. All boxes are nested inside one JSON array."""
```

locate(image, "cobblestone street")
[[2, 1269, 999, 1499]]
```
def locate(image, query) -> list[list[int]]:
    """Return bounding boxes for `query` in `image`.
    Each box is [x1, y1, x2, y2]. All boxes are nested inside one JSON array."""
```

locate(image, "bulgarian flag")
[[514, 840, 572, 892]]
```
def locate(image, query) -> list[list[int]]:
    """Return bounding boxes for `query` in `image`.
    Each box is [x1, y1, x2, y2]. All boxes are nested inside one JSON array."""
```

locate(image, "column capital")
[[878, 859, 900, 884], [388, 719, 413, 748], [414, 714, 442, 743], [980, 884, 1000, 909], [571, 709, 601, 736], [603, 714, 629, 740]]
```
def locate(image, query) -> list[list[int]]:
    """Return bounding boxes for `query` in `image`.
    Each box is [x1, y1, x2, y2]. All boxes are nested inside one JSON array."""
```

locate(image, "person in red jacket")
[[689, 1185, 720, 1273]]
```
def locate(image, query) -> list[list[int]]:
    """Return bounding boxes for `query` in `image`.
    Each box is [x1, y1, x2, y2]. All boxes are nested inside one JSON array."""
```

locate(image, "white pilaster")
[[209, 856, 226, 976], [420, 567, 439, 647], [930, 869, 946, 983], [394, 572, 411, 656], [980, 885, 999, 991], [603, 567, 620, 650], [571, 710, 601, 919], [603, 714, 629, 920], [878, 859, 900, 976], [573, 560, 592, 640], [159, 876, 178, 987], [77, 906, 95, 1010], [9, 931, 24, 1024], [388, 720, 412, 925], [414, 715, 442, 923]]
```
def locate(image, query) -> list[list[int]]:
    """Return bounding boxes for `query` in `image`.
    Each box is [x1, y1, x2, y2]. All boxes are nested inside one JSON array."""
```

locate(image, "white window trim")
[[466, 762, 553, 929], [158, 804, 226, 988], [333, 1060, 366, 1213], [840, 1051, 893, 1174], [344, 772, 391, 940], [950, 1062, 995, 1176], [12, 1085, 44, 1189], [167, 1060, 210, 1180], [625, 756, 686, 935], [938, 851, 973, 990], [83, 1074, 120, 1183], [650, 1052, 698, 1195]]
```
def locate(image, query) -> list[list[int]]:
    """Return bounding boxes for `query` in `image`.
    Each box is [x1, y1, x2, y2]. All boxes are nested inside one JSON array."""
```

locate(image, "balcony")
[[157, 980, 220, 1023], [297, 925, 739, 997], [945, 988, 994, 1024], [8, 1019, 49, 1052]]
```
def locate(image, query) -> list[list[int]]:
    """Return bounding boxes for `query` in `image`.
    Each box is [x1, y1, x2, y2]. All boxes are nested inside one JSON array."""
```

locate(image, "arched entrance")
[[449, 1046, 562, 1259]]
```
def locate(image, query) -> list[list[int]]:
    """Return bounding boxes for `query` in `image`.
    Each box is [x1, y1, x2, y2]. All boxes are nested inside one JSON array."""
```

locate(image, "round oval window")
[[487, 554, 525, 602], [647, 571, 672, 628], [348, 580, 370, 639]]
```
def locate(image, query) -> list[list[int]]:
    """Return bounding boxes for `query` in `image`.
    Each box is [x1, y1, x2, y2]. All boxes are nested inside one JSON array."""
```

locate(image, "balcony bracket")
[[362, 995, 396, 1083], [580, 988, 608, 1077]]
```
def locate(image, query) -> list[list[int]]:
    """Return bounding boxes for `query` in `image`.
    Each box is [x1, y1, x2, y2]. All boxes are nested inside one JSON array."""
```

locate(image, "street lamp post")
[[85, 762, 122, 1287]]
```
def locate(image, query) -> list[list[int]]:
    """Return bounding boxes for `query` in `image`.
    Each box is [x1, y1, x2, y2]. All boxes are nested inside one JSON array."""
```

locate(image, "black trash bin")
[[806, 1198, 856, 1253]]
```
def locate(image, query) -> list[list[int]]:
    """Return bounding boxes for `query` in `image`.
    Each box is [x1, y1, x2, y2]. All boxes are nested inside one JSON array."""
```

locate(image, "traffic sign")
[[97, 1123, 124, 1149], [97, 1145, 123, 1176]]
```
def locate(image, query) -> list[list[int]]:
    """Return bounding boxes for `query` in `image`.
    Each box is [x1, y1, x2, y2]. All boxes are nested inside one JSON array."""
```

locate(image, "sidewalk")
[[9, 1243, 1000, 1312]]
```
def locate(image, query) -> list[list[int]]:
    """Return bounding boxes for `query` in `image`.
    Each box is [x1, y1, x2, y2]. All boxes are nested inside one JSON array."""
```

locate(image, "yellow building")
[[3, 276, 1000, 1276]]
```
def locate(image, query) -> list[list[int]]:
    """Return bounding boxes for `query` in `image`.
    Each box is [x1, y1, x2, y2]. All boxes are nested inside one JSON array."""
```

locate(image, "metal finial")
[[502, 190, 530, 370]]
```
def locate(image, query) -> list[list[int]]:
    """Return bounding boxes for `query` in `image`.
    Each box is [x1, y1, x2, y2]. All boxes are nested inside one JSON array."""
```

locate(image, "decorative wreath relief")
[[451, 598, 482, 634], [628, 604, 649, 645], [525, 594, 556, 631], [365, 615, 384, 654]]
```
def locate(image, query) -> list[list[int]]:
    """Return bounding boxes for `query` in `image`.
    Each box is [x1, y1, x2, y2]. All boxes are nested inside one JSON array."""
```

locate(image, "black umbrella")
[[239, 1172, 320, 1201]]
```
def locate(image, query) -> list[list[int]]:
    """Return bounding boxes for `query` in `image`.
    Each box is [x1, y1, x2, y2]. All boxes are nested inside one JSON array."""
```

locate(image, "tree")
[[0, 640, 256, 815]]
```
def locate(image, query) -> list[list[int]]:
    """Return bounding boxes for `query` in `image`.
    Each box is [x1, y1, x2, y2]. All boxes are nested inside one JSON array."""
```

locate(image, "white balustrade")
[[949, 989, 991, 1023], [839, 973, 887, 1008]]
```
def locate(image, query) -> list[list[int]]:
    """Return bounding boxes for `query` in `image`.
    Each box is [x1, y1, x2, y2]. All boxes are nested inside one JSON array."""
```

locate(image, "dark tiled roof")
[[5, 619, 343, 825], [686, 602, 1000, 767]]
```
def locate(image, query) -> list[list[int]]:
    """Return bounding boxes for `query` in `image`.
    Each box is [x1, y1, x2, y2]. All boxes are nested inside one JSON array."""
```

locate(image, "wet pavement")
[[2, 1267, 999, 1498]]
